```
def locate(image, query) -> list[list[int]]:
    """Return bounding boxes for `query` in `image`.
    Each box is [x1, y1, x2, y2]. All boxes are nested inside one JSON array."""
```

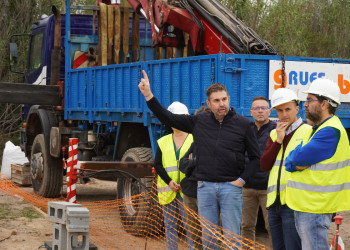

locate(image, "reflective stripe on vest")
[[286, 116, 350, 213], [266, 123, 311, 208], [157, 133, 193, 205], [164, 166, 178, 173], [267, 183, 286, 194], [287, 181, 350, 193]]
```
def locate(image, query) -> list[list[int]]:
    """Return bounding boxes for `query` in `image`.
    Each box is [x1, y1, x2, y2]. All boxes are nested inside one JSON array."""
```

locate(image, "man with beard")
[[138, 70, 260, 249], [260, 88, 310, 250], [285, 78, 350, 250]]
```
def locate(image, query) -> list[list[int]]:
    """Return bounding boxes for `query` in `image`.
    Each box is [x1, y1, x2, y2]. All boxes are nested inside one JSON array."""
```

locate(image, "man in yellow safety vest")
[[260, 88, 311, 250], [285, 78, 350, 250]]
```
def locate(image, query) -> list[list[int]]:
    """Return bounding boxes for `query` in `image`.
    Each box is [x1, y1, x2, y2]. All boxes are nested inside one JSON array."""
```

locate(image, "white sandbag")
[[1, 141, 29, 178]]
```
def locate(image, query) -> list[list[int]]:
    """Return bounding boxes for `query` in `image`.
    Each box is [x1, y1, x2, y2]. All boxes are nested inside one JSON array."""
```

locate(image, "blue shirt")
[[285, 121, 340, 171]]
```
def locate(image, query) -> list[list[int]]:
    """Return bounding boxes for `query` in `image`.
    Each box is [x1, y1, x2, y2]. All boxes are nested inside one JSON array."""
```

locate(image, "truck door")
[[26, 28, 46, 85]]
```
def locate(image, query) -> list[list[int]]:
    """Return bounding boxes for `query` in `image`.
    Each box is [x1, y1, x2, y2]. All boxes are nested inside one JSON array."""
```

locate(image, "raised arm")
[[139, 70, 197, 133]]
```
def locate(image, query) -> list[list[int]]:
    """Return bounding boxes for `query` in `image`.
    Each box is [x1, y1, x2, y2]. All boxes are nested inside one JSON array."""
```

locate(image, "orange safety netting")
[[0, 175, 270, 250]]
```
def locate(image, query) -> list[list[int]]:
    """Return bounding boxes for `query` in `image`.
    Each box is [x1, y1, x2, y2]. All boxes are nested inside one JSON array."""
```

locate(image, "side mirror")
[[9, 42, 18, 66], [9, 33, 30, 75]]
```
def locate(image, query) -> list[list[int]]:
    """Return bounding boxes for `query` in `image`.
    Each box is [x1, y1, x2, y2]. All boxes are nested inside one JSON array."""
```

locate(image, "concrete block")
[[45, 241, 98, 250], [48, 201, 82, 224], [67, 232, 89, 250], [66, 207, 90, 233], [52, 223, 67, 250]]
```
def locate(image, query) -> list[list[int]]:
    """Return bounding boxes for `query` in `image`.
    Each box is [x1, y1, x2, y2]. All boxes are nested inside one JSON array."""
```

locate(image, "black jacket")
[[154, 146, 172, 185], [179, 143, 197, 198], [147, 97, 260, 183], [244, 120, 276, 190]]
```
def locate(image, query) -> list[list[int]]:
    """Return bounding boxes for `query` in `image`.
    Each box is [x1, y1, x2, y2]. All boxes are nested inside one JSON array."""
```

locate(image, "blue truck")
[[4, 0, 350, 235]]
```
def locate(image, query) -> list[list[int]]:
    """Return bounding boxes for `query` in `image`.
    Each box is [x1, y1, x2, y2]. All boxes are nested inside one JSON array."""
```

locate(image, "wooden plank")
[[156, 47, 163, 60], [166, 47, 175, 59], [114, 6, 121, 64], [11, 175, 32, 185], [11, 170, 31, 177], [122, 7, 130, 63], [99, 3, 108, 66], [50, 7, 61, 85], [98, 7, 102, 66], [11, 164, 30, 172], [107, 5, 114, 65], [183, 32, 189, 57], [131, 12, 140, 62]]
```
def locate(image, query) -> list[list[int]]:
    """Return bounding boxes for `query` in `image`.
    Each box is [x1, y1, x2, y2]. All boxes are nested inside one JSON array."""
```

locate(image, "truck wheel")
[[118, 147, 162, 236], [31, 134, 63, 198]]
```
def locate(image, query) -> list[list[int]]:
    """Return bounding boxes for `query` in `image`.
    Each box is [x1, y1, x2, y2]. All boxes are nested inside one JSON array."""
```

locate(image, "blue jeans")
[[268, 204, 301, 250], [162, 194, 193, 250], [197, 181, 242, 250], [294, 211, 332, 250]]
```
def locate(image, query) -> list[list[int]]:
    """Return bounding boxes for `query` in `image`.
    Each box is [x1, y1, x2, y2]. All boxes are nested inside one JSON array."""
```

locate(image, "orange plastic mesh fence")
[[0, 175, 270, 249]]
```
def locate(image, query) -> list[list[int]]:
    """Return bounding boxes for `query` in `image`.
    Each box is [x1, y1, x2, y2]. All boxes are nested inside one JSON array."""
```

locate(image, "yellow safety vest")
[[157, 133, 193, 205], [266, 124, 311, 208], [286, 116, 350, 213]]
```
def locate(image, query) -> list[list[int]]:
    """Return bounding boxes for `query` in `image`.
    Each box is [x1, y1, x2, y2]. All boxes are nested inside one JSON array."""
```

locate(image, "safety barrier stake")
[[66, 138, 78, 203], [330, 215, 344, 250]]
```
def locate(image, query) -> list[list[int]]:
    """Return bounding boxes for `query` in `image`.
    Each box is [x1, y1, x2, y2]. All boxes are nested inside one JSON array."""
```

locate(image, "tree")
[[219, 0, 350, 58], [0, 0, 94, 162]]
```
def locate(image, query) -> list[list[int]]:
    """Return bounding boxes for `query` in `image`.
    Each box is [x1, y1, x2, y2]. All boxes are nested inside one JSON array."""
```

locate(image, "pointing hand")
[[138, 70, 153, 101]]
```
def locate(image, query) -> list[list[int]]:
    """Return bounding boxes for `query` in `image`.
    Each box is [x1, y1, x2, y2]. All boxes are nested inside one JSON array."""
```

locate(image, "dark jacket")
[[147, 97, 260, 183], [244, 120, 276, 190], [179, 143, 197, 198]]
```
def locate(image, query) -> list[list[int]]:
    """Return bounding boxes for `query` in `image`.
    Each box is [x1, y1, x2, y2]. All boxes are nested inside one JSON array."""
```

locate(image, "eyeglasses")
[[305, 99, 322, 105], [251, 106, 269, 111]]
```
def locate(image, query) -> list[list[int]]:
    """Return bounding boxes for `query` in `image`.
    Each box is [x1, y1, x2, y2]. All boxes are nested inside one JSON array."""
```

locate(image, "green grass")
[[0, 203, 40, 221], [0, 204, 15, 220], [21, 207, 41, 221]]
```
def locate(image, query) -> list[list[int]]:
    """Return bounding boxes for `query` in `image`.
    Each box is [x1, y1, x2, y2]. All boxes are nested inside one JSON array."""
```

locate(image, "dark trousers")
[[268, 204, 301, 250]]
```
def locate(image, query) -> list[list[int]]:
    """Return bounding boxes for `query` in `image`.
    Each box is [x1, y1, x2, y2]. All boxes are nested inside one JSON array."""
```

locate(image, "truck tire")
[[118, 147, 162, 236], [31, 134, 63, 198]]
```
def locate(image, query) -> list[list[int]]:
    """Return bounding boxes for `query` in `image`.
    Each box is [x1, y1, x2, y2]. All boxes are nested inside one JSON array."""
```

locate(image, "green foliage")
[[220, 0, 350, 58]]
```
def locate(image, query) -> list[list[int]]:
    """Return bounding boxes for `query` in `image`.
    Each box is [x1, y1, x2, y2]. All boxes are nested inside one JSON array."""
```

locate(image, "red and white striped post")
[[66, 138, 78, 203]]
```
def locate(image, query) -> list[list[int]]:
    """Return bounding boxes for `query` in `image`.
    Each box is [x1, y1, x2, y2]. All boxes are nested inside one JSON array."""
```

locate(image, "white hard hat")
[[271, 88, 300, 109], [167, 101, 189, 115], [303, 78, 341, 106]]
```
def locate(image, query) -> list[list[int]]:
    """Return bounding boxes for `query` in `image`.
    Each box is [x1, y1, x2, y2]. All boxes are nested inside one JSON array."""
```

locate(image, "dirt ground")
[[0, 179, 349, 249], [0, 179, 117, 250]]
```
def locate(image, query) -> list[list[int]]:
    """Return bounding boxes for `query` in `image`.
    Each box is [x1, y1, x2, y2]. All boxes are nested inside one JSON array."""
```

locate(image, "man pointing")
[[139, 70, 260, 249]]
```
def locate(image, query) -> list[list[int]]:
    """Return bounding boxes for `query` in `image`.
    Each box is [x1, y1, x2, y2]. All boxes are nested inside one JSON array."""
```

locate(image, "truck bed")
[[65, 53, 350, 126]]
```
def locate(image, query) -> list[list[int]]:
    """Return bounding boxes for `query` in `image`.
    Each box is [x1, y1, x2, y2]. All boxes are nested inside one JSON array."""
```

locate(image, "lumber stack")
[[11, 163, 31, 186], [98, 3, 139, 65]]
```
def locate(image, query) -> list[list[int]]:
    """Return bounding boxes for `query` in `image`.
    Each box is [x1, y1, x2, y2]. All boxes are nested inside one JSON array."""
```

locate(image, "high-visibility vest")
[[157, 133, 193, 205], [266, 124, 311, 208], [286, 116, 350, 213]]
